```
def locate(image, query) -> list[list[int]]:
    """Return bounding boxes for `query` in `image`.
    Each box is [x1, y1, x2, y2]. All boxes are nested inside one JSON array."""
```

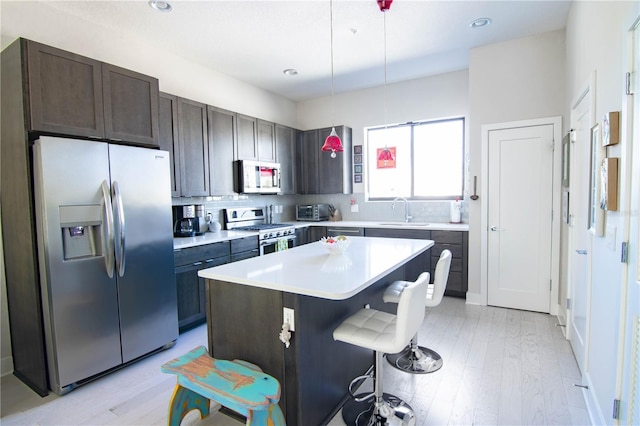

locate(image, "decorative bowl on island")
[[320, 236, 351, 255]]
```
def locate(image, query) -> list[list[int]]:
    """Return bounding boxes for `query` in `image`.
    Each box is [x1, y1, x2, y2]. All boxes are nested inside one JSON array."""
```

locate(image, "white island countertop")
[[198, 236, 433, 300]]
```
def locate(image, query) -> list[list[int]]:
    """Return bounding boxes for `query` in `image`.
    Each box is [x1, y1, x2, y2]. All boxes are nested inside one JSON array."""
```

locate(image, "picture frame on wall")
[[354, 164, 362, 174], [354, 174, 362, 183], [601, 111, 620, 146], [600, 157, 619, 211], [588, 123, 605, 236]]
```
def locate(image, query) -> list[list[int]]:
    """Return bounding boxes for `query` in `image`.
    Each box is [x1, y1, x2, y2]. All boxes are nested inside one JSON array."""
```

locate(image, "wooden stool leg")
[[246, 404, 286, 426], [167, 384, 210, 426]]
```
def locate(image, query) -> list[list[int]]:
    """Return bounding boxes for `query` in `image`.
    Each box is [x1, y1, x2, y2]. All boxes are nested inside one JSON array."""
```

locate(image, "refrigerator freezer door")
[[33, 137, 122, 391], [108, 144, 178, 362]]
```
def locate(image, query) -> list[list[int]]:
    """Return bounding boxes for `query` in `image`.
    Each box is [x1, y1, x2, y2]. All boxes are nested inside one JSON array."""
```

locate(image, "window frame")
[[365, 116, 466, 201]]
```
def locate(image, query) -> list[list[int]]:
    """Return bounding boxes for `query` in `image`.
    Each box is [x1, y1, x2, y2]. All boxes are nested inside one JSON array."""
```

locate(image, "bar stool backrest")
[[426, 249, 452, 308], [394, 272, 429, 350]]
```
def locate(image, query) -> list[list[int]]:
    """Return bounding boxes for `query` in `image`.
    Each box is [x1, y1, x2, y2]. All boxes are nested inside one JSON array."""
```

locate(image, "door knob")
[[576, 249, 588, 255], [490, 226, 504, 231]]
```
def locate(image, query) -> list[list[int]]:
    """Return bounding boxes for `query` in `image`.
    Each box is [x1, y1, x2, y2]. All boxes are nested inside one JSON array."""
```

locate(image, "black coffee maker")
[[173, 205, 202, 237]]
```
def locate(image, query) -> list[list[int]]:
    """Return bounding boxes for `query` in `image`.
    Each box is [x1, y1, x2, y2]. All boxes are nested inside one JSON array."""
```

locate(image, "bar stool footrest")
[[342, 393, 416, 426], [386, 345, 443, 374]]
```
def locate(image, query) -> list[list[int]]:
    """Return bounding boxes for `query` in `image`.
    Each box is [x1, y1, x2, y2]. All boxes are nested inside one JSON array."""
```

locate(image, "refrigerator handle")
[[101, 181, 115, 278], [112, 181, 126, 277]]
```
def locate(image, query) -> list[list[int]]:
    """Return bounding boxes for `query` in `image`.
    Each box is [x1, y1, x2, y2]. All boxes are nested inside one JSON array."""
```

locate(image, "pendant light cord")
[[383, 10, 388, 131], [330, 0, 336, 128]]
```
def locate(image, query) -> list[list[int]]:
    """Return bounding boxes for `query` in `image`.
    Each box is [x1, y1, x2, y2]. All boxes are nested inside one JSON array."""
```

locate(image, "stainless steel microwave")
[[296, 204, 330, 221], [234, 160, 281, 194]]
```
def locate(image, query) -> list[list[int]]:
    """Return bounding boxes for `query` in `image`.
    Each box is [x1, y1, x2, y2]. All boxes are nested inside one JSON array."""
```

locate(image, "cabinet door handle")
[[575, 249, 588, 255], [328, 228, 361, 234], [192, 261, 203, 266], [490, 226, 504, 231]]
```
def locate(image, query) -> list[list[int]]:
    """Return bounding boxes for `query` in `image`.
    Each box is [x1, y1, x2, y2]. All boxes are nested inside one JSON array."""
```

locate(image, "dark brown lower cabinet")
[[364, 227, 468, 297], [174, 242, 230, 332], [230, 236, 259, 261], [430, 230, 468, 298]]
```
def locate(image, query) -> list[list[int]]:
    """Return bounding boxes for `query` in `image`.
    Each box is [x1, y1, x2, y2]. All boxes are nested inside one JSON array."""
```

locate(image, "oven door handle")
[[261, 235, 297, 246]]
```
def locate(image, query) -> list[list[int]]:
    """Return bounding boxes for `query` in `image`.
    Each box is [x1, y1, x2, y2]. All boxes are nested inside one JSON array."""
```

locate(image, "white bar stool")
[[333, 273, 429, 426], [383, 249, 451, 374]]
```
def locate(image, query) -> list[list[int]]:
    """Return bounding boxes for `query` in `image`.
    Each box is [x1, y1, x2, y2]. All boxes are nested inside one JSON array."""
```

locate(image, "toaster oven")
[[296, 204, 330, 221]]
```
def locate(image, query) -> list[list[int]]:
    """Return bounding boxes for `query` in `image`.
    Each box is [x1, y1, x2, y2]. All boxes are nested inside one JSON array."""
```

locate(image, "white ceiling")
[[0, 0, 571, 101]]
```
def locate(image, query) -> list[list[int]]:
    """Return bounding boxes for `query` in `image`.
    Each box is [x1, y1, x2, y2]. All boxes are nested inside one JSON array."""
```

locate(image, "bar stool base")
[[342, 393, 416, 426], [386, 346, 443, 374]]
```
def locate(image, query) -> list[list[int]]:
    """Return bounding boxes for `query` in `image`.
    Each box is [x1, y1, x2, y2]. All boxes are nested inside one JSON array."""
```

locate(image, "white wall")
[[564, 1, 638, 423], [0, 1, 297, 128], [297, 69, 469, 222], [467, 30, 566, 299]]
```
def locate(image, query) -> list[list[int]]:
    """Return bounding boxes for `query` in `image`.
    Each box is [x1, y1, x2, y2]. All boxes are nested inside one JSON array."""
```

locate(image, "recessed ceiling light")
[[283, 69, 298, 76], [148, 1, 173, 13], [470, 17, 492, 29]]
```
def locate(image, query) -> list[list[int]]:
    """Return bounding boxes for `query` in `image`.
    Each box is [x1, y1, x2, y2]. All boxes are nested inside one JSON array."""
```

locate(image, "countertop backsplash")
[[172, 193, 467, 228]]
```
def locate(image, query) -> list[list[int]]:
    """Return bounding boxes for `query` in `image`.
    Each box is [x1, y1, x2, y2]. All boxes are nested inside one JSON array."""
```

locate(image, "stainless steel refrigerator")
[[32, 136, 178, 395]]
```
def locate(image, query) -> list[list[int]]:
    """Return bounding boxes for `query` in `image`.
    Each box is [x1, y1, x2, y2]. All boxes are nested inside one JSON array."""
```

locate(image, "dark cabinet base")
[[206, 253, 419, 425]]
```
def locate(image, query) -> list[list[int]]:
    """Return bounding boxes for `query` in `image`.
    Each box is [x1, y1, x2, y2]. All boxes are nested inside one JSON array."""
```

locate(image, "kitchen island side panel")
[[206, 252, 422, 425]]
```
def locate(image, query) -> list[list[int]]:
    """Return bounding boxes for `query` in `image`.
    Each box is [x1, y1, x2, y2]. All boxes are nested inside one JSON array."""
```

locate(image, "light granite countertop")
[[197, 236, 433, 300], [174, 220, 468, 250]]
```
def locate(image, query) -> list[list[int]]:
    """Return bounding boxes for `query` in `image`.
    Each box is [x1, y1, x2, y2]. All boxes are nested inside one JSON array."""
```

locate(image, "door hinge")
[[550, 279, 552, 290], [613, 398, 621, 419], [621, 241, 629, 263], [626, 72, 634, 95], [567, 298, 572, 310]]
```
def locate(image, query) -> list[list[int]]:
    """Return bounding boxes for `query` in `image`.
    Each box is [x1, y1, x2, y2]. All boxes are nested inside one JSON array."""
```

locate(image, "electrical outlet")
[[283, 307, 295, 332]]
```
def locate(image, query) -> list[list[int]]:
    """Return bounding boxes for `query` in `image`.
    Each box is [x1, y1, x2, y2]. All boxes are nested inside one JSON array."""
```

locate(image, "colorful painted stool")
[[161, 346, 285, 426]]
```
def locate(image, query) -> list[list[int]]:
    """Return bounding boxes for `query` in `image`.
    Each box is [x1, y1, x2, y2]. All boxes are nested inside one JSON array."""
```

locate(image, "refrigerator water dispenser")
[[59, 205, 102, 260]]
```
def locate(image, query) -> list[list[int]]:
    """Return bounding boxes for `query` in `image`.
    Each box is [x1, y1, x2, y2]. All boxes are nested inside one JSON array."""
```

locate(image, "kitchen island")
[[199, 236, 433, 425]]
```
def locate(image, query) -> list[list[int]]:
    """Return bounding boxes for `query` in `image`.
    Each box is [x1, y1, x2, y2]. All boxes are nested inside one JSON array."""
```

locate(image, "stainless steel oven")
[[223, 207, 296, 256], [260, 234, 296, 256]]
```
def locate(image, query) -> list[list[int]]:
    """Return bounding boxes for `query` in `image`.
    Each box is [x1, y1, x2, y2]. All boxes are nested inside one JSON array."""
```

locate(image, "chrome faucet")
[[392, 197, 412, 222]]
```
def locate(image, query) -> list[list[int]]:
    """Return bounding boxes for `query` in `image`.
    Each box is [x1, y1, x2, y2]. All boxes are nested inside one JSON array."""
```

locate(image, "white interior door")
[[487, 124, 554, 313], [619, 21, 640, 425], [568, 84, 593, 375]]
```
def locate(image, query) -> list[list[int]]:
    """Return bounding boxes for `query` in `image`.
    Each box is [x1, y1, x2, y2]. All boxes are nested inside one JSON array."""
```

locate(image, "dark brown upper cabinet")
[[257, 119, 276, 162], [275, 124, 299, 195], [299, 126, 352, 195], [236, 114, 277, 163], [207, 106, 236, 195], [158, 93, 181, 197], [24, 39, 159, 147], [177, 98, 209, 197], [235, 114, 258, 160], [102, 63, 159, 146]]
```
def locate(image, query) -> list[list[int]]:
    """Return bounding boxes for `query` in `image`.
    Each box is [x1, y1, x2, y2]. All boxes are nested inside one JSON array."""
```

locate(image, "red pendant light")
[[377, 0, 393, 12], [322, 0, 343, 159], [322, 127, 344, 158]]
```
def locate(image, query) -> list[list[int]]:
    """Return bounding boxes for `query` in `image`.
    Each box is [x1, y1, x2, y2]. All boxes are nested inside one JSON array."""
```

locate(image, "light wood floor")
[[1, 297, 591, 425]]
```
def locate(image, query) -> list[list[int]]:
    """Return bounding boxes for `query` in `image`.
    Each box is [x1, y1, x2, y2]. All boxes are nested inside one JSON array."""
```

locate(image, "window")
[[366, 117, 465, 200]]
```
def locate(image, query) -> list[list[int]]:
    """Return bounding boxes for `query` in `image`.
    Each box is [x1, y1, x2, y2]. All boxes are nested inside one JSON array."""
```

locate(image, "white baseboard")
[[1, 355, 14, 377], [465, 291, 484, 305]]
